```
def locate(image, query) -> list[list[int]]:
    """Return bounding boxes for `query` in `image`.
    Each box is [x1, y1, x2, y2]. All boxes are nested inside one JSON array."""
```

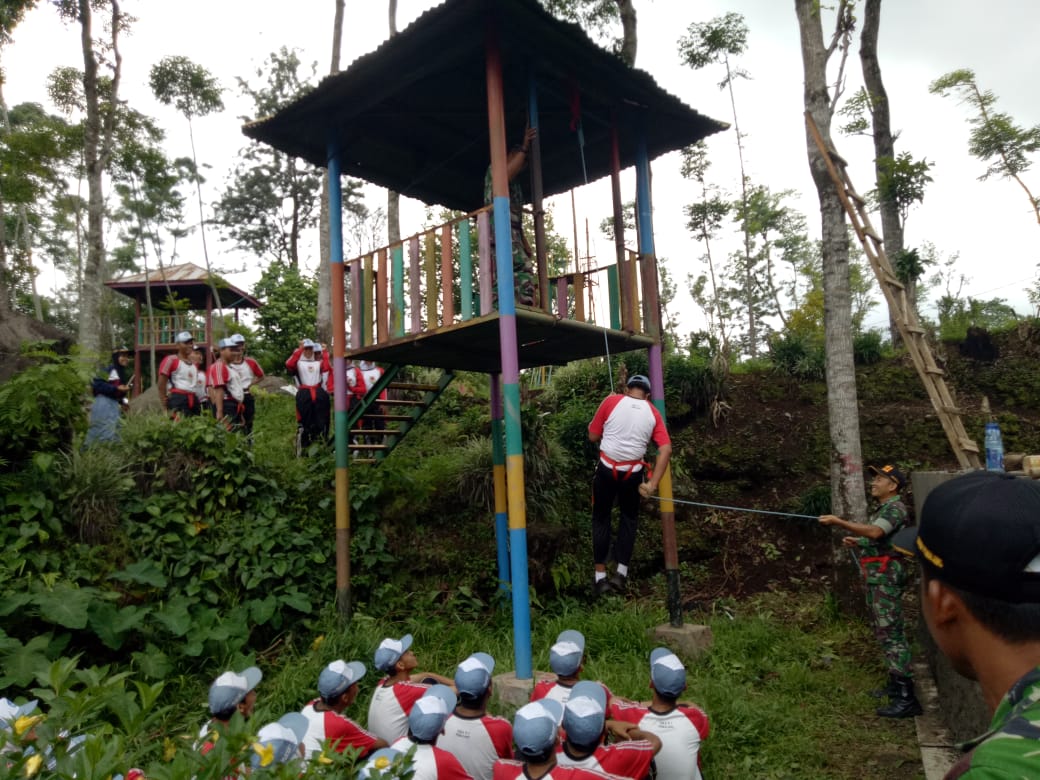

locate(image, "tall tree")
[[56, 0, 127, 355], [678, 13, 759, 354], [386, 0, 401, 257], [316, 0, 347, 344], [794, 1, 869, 534], [930, 68, 1040, 226], [539, 0, 635, 65]]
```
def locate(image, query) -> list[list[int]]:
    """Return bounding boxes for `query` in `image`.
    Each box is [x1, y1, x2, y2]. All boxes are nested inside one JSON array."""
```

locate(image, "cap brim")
[[240, 666, 262, 692], [890, 526, 918, 558], [278, 712, 309, 742]]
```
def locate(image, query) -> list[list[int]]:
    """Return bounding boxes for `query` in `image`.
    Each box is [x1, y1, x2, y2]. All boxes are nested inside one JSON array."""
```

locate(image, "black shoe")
[[608, 572, 628, 592], [876, 676, 923, 718], [870, 673, 900, 699], [593, 578, 613, 597]]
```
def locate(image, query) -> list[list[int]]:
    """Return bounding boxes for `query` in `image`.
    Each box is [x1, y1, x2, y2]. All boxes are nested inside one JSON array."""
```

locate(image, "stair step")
[[925, 367, 945, 376], [349, 429, 397, 436], [863, 227, 882, 242], [369, 414, 415, 422], [388, 382, 442, 392], [349, 443, 390, 451], [846, 189, 866, 206], [378, 398, 428, 406]]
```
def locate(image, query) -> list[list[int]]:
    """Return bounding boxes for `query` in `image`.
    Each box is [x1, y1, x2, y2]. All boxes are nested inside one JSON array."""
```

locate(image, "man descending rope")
[[158, 331, 201, 420], [587, 374, 672, 597], [287, 339, 331, 450]]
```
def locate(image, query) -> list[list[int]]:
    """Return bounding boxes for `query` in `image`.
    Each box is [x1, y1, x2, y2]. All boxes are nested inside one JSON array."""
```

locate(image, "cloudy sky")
[[5, 0, 1039, 335]]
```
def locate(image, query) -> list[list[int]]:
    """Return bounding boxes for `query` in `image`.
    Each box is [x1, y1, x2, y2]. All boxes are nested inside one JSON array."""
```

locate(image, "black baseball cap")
[[908, 471, 1040, 602], [869, 463, 906, 490]]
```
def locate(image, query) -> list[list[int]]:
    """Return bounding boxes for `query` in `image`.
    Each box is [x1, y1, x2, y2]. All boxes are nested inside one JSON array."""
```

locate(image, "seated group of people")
[[192, 630, 708, 780]]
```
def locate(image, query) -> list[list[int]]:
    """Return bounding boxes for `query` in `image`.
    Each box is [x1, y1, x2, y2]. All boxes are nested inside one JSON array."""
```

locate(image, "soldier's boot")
[[869, 672, 900, 699], [876, 676, 923, 718]]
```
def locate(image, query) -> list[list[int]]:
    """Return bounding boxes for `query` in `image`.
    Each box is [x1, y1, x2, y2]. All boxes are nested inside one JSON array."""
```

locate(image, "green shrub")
[[853, 330, 884, 365], [768, 333, 825, 380]]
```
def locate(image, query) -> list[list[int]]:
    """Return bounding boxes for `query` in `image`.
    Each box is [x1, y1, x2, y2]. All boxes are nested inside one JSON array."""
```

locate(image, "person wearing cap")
[[359, 747, 412, 780], [557, 681, 660, 780], [287, 339, 332, 450], [251, 712, 309, 769], [611, 649, 709, 780], [439, 653, 513, 780], [588, 374, 672, 595], [206, 339, 247, 432], [85, 347, 133, 446], [389, 685, 472, 780], [300, 659, 387, 760], [903, 471, 1040, 778], [227, 336, 264, 440], [819, 462, 921, 718], [493, 699, 610, 780], [189, 346, 210, 414], [367, 634, 456, 743], [531, 630, 612, 708], [158, 332, 201, 419], [197, 666, 263, 754], [345, 359, 369, 439], [359, 360, 388, 442]]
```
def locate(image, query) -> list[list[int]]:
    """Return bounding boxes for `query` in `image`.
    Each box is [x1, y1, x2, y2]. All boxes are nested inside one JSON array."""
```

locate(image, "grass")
[[188, 590, 921, 780]]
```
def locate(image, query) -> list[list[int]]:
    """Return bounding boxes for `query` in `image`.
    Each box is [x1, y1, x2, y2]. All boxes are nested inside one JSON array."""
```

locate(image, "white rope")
[[602, 328, 613, 391]]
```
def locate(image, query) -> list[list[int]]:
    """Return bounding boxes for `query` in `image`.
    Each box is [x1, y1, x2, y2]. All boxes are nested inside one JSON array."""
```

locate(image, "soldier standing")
[[819, 463, 922, 718]]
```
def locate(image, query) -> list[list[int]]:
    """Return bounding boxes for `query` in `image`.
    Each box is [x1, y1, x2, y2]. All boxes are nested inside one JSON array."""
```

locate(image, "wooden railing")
[[136, 316, 206, 347], [346, 209, 647, 348]]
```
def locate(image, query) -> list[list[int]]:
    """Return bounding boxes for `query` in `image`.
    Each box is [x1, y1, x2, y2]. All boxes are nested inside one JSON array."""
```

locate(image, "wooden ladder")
[[805, 112, 982, 470]]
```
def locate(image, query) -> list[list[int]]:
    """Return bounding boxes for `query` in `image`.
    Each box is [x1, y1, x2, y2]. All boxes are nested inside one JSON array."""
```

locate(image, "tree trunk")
[[317, 0, 347, 345], [614, 0, 637, 66], [860, 0, 905, 347], [77, 0, 121, 356], [795, 0, 868, 612]]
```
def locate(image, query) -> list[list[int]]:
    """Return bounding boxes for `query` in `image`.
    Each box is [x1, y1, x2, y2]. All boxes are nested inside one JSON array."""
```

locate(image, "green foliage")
[[252, 261, 319, 368], [678, 12, 749, 85], [875, 152, 933, 223], [768, 333, 824, 380], [937, 296, 1019, 341], [148, 56, 224, 119], [852, 330, 884, 365], [0, 350, 89, 464]]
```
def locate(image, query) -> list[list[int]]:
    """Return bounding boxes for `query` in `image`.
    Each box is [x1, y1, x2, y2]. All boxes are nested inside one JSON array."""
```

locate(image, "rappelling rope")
[[647, 494, 819, 521], [602, 328, 614, 392]]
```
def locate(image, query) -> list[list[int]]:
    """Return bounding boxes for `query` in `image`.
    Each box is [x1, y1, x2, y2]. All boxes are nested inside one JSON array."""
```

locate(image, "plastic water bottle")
[[984, 422, 1004, 472]]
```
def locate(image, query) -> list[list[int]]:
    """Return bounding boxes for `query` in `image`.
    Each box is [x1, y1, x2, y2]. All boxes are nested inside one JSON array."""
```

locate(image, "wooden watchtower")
[[245, 0, 726, 676], [105, 262, 262, 394]]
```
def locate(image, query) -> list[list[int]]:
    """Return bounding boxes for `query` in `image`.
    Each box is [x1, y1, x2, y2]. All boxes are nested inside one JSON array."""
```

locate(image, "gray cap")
[[408, 684, 456, 741], [208, 666, 262, 714], [174, 331, 194, 343], [650, 647, 686, 698], [563, 680, 607, 747], [454, 652, 495, 697], [318, 660, 367, 699], [251, 712, 308, 767], [549, 629, 585, 676], [374, 634, 413, 672], [513, 699, 564, 757]]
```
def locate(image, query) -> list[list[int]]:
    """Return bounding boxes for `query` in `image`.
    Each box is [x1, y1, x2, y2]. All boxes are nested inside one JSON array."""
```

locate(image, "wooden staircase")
[[805, 112, 982, 470], [346, 365, 455, 463]]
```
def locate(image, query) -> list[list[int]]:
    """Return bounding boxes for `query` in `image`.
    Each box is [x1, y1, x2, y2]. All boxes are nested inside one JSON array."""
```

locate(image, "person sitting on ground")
[[301, 659, 387, 761], [158, 331, 201, 419], [492, 699, 611, 780], [250, 713, 309, 770], [367, 634, 455, 743], [85, 347, 132, 446], [557, 681, 660, 780], [438, 653, 512, 780], [531, 631, 611, 708], [389, 685, 472, 780], [898, 471, 1040, 779], [610, 649, 709, 780], [197, 666, 262, 754]]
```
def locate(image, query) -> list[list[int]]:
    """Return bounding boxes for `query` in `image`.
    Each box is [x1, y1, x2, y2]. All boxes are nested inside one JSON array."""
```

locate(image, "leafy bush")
[[852, 330, 884, 365], [768, 333, 825, 380]]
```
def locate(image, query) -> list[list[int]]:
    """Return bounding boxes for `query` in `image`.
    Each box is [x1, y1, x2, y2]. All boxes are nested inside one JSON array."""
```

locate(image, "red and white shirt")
[[206, 361, 247, 402], [300, 699, 380, 759], [557, 740, 656, 780], [531, 681, 613, 711], [389, 736, 473, 780], [345, 364, 367, 398], [367, 680, 430, 743], [588, 394, 670, 473], [610, 701, 708, 780], [493, 760, 613, 780], [229, 357, 264, 393], [438, 712, 513, 780], [158, 355, 199, 393], [287, 349, 330, 390]]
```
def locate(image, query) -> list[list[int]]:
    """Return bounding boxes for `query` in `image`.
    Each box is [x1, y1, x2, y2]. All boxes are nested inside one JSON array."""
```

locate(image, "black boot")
[[869, 672, 900, 699], [876, 676, 923, 718]]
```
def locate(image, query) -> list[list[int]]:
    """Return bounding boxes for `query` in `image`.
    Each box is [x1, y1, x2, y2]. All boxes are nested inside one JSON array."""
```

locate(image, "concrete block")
[[493, 670, 545, 707], [651, 624, 714, 657]]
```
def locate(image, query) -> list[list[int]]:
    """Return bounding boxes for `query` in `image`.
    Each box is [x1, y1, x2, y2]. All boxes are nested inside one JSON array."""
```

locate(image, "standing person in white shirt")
[[157, 331, 201, 419], [286, 339, 331, 449], [587, 374, 672, 595]]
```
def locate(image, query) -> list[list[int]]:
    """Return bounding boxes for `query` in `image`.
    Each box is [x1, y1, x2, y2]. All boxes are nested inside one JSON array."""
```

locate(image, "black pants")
[[168, 390, 200, 419], [296, 387, 330, 447], [241, 392, 256, 435], [591, 462, 642, 567], [220, 398, 245, 432]]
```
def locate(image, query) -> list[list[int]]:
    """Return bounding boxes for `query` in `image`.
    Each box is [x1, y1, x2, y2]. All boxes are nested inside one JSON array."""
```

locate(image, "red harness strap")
[[599, 452, 652, 482], [299, 384, 320, 402], [170, 387, 196, 409], [859, 555, 892, 574]]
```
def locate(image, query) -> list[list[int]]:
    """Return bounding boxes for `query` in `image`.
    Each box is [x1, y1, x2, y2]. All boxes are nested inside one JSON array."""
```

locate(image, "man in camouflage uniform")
[[483, 128, 537, 307], [898, 471, 1040, 778], [820, 463, 921, 718]]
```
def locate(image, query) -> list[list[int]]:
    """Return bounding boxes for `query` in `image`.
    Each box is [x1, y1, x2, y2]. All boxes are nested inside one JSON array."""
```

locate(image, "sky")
[[4, 0, 1039, 337]]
